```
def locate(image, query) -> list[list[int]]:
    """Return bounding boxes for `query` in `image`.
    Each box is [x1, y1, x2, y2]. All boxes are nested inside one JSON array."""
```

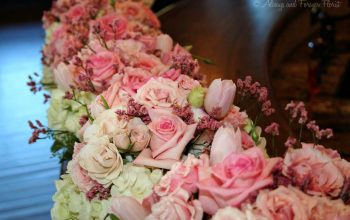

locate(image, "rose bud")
[[204, 79, 236, 119], [210, 125, 243, 165], [187, 86, 206, 108]]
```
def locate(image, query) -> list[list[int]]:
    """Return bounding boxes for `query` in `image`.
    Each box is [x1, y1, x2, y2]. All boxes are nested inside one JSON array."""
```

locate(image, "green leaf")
[[109, 214, 120, 220], [192, 54, 215, 65], [183, 45, 193, 51], [100, 95, 110, 109]]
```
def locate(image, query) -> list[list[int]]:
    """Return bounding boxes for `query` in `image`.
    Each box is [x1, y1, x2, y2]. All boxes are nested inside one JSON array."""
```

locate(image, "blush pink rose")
[[137, 35, 156, 52], [282, 143, 344, 197], [146, 189, 203, 220], [221, 105, 248, 128], [156, 34, 173, 54], [86, 51, 124, 88], [135, 77, 187, 109], [121, 67, 151, 96], [161, 68, 181, 81], [110, 196, 148, 220], [53, 62, 76, 91], [154, 154, 210, 196], [210, 126, 243, 165], [198, 147, 281, 215], [127, 117, 151, 152], [176, 74, 201, 91], [93, 14, 127, 41], [98, 81, 130, 110], [133, 109, 197, 169], [135, 53, 167, 75], [255, 186, 310, 220], [204, 79, 236, 119], [69, 143, 97, 193]]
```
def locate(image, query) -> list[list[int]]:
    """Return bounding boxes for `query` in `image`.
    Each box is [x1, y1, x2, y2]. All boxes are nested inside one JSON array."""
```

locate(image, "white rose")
[[78, 136, 123, 186], [83, 109, 128, 143]]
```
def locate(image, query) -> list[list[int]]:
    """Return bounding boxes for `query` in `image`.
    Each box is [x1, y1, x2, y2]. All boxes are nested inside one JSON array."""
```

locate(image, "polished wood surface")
[[159, 0, 292, 153], [0, 22, 59, 220]]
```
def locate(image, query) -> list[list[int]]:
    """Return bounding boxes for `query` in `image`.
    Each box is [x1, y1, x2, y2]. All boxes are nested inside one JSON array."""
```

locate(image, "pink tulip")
[[110, 196, 148, 220], [204, 79, 236, 119], [210, 126, 243, 165], [156, 34, 173, 54]]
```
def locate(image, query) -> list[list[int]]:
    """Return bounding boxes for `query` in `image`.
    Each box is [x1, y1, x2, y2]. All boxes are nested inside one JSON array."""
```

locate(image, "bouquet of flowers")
[[27, 0, 350, 219]]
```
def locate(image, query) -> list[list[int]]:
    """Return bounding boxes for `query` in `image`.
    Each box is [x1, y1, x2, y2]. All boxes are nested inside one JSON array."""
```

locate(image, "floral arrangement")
[[27, 0, 350, 219]]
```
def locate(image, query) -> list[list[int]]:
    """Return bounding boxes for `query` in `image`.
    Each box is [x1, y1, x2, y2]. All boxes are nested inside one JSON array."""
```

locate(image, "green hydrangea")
[[48, 89, 96, 135], [51, 174, 111, 220], [111, 163, 163, 202]]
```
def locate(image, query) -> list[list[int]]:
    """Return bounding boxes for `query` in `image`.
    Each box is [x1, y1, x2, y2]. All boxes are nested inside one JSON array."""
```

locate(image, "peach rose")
[[282, 143, 344, 197], [154, 154, 210, 196], [60, 4, 87, 23], [134, 109, 197, 169], [135, 77, 187, 109], [78, 136, 123, 186], [198, 147, 281, 215], [135, 53, 168, 75], [255, 186, 309, 220], [204, 79, 236, 119], [146, 189, 203, 220], [176, 74, 201, 91], [210, 125, 243, 165]]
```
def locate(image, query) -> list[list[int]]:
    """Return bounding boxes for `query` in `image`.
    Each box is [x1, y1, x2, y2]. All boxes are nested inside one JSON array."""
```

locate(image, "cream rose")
[[78, 136, 123, 186]]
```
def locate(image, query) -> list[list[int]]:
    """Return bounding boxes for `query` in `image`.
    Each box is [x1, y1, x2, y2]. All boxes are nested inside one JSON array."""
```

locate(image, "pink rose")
[[110, 196, 148, 220], [69, 159, 97, 193], [135, 77, 187, 109], [86, 51, 124, 88], [255, 186, 310, 220], [134, 109, 197, 169], [154, 154, 210, 196], [116, 1, 160, 28], [137, 35, 156, 52], [210, 126, 243, 165], [198, 147, 281, 215], [127, 117, 151, 152], [93, 14, 127, 41], [135, 53, 167, 75], [121, 67, 151, 96], [282, 143, 344, 197], [146, 189, 203, 220], [61, 4, 87, 23], [98, 81, 130, 110], [204, 79, 236, 119]]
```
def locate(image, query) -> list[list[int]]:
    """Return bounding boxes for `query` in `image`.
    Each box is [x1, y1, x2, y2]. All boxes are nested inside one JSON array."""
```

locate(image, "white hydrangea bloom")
[[111, 163, 162, 201], [48, 89, 95, 135], [51, 174, 111, 220]]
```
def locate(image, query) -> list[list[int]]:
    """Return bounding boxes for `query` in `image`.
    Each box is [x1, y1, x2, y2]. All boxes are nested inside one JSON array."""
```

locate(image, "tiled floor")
[[0, 22, 59, 220]]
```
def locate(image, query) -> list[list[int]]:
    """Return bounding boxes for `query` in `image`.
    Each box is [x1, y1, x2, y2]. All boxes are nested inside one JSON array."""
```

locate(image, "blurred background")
[[0, 0, 349, 219]]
